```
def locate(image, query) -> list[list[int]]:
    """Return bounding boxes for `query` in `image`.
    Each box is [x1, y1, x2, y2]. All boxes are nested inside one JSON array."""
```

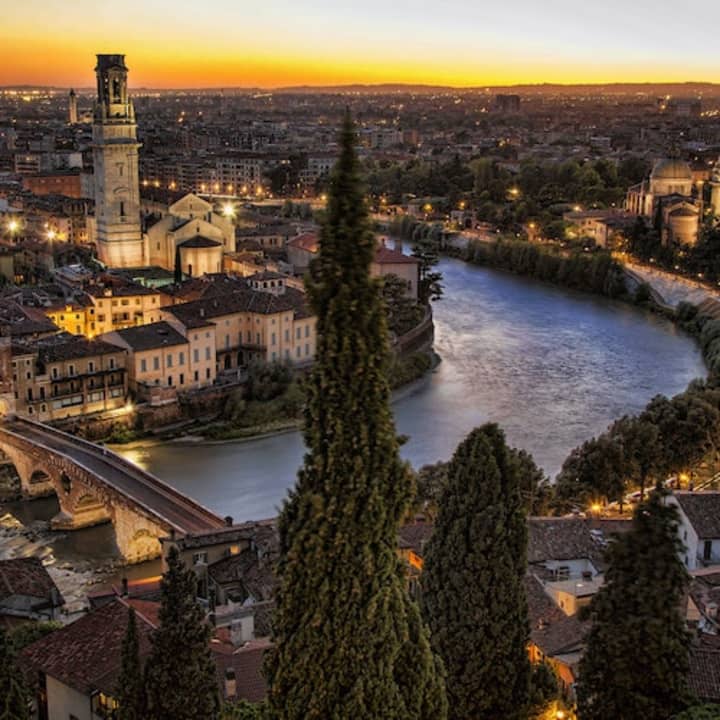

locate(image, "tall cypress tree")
[[116, 607, 145, 720], [0, 625, 29, 720], [421, 423, 531, 720], [577, 490, 692, 720], [145, 547, 219, 720], [266, 113, 447, 720]]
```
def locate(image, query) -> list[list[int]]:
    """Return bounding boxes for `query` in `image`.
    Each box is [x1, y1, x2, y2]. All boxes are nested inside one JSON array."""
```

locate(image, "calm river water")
[[116, 255, 705, 524]]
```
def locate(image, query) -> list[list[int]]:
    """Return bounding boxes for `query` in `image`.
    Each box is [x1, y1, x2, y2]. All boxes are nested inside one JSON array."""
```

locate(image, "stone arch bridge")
[[0, 418, 226, 563]]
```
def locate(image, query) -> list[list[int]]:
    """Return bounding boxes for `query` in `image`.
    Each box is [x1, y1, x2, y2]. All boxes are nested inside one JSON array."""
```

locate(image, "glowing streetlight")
[[47, 229, 56, 241], [222, 203, 236, 218], [7, 219, 19, 235]]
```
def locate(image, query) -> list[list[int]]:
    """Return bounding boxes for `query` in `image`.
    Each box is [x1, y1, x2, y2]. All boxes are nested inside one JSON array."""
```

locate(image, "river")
[[1, 256, 706, 565], [117, 255, 704, 523]]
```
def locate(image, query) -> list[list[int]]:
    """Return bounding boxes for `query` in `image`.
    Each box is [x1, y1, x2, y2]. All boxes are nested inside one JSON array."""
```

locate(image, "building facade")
[[92, 55, 144, 268]]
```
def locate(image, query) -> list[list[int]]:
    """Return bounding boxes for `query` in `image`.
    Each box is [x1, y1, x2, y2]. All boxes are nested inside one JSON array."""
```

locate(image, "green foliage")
[[577, 491, 692, 720], [415, 446, 550, 518], [465, 237, 627, 298], [144, 547, 219, 720], [421, 424, 531, 720], [673, 706, 720, 720], [8, 621, 61, 651], [389, 351, 432, 389], [117, 608, 145, 720], [555, 382, 720, 508], [221, 700, 268, 719], [244, 361, 293, 402], [382, 273, 425, 336], [528, 662, 559, 718], [266, 114, 447, 720], [0, 626, 30, 720]]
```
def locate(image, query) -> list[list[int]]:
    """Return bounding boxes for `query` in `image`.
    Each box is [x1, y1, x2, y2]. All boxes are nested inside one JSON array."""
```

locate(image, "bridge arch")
[[0, 419, 225, 563]]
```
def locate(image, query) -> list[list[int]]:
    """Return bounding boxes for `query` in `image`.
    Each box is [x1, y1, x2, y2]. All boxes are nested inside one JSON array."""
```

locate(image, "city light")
[[222, 203, 236, 218], [47, 230, 56, 241], [7, 219, 19, 234]]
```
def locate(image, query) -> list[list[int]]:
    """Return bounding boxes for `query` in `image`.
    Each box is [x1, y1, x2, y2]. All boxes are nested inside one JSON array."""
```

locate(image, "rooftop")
[[0, 557, 63, 606], [109, 321, 188, 352], [674, 493, 720, 539]]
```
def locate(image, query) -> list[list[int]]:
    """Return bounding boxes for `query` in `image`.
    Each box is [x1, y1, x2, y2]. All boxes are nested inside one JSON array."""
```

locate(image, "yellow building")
[[10, 334, 128, 422], [45, 277, 163, 339], [161, 276, 316, 371], [101, 320, 216, 394]]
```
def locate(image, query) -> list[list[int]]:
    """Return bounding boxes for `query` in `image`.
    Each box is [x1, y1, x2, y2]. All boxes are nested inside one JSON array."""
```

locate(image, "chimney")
[[224, 667, 237, 699], [224, 515, 233, 527], [121, 577, 129, 598]]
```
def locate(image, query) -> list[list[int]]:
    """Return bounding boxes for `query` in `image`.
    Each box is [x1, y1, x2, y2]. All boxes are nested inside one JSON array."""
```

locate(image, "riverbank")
[[110, 350, 440, 450]]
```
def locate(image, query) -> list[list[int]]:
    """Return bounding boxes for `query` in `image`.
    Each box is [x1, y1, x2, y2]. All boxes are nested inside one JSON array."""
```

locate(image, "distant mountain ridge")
[[4, 81, 720, 96]]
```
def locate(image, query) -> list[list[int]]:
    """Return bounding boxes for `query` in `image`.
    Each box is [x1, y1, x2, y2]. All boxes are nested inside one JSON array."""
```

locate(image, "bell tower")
[[92, 54, 144, 268]]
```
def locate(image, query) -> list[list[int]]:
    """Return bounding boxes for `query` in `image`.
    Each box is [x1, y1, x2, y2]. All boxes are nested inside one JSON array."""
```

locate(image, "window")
[[305, 325, 310, 338], [285, 329, 289, 342], [179, 373, 184, 385], [140, 358, 147, 373], [167, 354, 173, 368], [206, 368, 211, 379], [194, 370, 199, 381], [205, 347, 211, 360], [296, 346, 301, 358], [153, 356, 160, 371], [193, 552, 208, 564], [305, 343, 310, 356], [179, 352, 185, 365], [193, 349, 199, 363], [168, 376, 173, 386], [88, 361, 94, 373], [68, 365, 75, 376], [256, 333, 261, 345], [109, 358, 115, 369], [271, 333, 276, 346], [296, 327, 301, 339]]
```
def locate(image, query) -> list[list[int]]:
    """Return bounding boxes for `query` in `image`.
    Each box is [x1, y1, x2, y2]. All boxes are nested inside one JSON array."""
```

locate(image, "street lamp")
[[222, 203, 236, 219]]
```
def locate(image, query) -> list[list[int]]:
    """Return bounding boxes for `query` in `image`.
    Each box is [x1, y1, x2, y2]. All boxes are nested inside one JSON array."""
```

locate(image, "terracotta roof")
[[398, 522, 434, 556], [35, 335, 124, 363], [373, 246, 419, 265], [215, 638, 271, 704], [527, 518, 631, 567], [526, 575, 588, 656], [0, 299, 58, 337], [0, 557, 63, 606], [688, 647, 720, 702], [165, 285, 310, 326], [675, 493, 720, 539], [286, 232, 318, 252], [109, 321, 188, 352], [179, 235, 223, 249], [22, 599, 156, 696]]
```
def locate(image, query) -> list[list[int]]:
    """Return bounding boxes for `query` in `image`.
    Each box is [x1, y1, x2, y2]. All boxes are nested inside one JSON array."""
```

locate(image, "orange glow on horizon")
[[0, 35, 718, 89]]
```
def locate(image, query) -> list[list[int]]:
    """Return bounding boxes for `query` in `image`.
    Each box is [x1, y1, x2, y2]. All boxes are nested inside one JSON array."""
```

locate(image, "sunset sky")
[[3, 0, 720, 88]]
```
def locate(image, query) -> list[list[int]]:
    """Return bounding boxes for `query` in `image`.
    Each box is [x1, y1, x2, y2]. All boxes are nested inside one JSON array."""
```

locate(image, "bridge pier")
[[112, 504, 166, 564], [0, 419, 225, 565]]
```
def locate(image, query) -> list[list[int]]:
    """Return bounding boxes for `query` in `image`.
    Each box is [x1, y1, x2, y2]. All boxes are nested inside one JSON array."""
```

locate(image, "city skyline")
[[3, 0, 720, 88]]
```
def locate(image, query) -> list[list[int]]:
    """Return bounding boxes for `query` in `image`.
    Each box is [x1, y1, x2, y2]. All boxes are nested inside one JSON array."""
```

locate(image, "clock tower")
[[92, 54, 145, 267]]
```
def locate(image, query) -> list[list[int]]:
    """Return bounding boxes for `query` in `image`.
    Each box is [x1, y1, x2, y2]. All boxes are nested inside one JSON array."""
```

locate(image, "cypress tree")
[[577, 490, 692, 720], [266, 113, 447, 720], [116, 607, 145, 720], [421, 423, 531, 720], [0, 625, 29, 720], [145, 547, 219, 720]]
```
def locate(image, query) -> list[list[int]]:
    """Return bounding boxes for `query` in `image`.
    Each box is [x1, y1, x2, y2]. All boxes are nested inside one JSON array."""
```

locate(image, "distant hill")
[[4, 82, 720, 96]]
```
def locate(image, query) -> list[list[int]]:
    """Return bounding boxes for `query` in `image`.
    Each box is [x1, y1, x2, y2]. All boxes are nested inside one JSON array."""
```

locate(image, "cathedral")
[[625, 157, 703, 246], [89, 55, 232, 274]]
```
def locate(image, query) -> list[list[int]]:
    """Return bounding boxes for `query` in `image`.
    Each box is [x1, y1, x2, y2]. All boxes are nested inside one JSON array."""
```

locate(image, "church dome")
[[651, 158, 693, 181]]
